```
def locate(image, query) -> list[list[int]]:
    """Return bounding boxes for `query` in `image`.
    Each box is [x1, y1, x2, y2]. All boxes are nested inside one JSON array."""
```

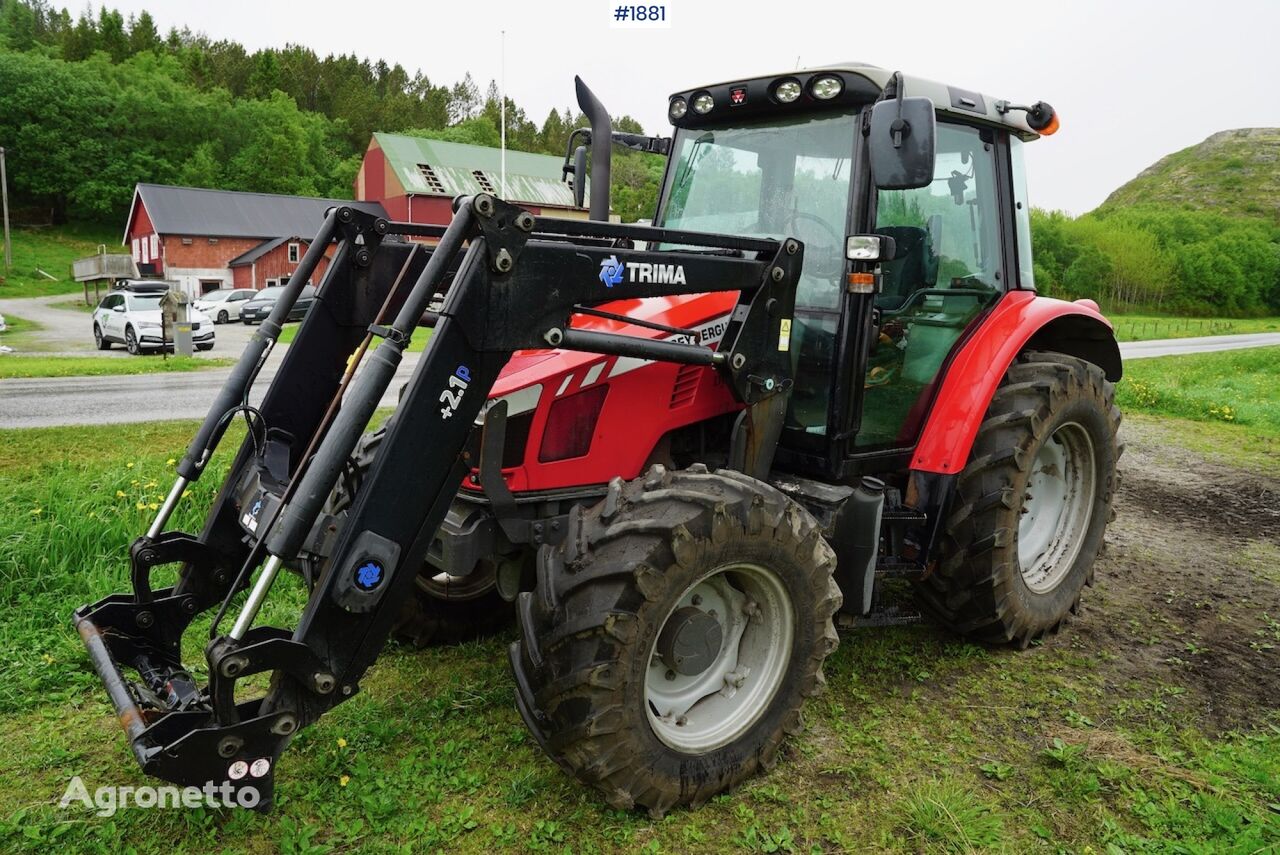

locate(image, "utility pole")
[[500, 30, 506, 199], [0, 147, 11, 272]]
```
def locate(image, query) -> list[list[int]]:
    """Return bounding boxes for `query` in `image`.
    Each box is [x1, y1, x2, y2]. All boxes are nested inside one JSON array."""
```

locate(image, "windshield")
[[201, 291, 230, 302], [656, 110, 856, 309], [254, 288, 283, 301]]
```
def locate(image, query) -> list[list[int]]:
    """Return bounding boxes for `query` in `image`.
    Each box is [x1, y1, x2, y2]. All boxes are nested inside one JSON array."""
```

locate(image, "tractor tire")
[[326, 421, 513, 647], [510, 464, 840, 817], [918, 351, 1121, 647]]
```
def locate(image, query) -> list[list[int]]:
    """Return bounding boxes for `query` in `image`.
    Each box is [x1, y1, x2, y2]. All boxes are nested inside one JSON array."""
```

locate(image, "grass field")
[[0, 314, 43, 349], [0, 355, 235, 379], [0, 406, 1275, 852], [0, 224, 121, 298], [1108, 314, 1280, 342], [1118, 347, 1280, 438]]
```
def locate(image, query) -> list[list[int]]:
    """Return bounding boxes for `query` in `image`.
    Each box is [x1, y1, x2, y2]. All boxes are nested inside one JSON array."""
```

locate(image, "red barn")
[[354, 133, 588, 226], [123, 184, 386, 296]]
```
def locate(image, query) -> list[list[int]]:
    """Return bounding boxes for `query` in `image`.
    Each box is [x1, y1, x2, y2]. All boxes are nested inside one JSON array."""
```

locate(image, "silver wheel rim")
[[645, 562, 794, 754], [1018, 421, 1096, 593]]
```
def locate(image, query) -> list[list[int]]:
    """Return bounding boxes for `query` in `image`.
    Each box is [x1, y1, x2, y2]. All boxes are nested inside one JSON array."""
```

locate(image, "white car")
[[92, 291, 215, 355], [193, 288, 255, 324]]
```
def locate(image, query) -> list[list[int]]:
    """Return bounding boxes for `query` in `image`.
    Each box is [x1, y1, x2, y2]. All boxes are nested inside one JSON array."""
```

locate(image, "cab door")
[[853, 122, 1010, 451]]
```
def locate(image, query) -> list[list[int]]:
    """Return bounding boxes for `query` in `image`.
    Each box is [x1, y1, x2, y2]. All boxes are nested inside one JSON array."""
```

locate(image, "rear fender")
[[910, 292, 1120, 475]]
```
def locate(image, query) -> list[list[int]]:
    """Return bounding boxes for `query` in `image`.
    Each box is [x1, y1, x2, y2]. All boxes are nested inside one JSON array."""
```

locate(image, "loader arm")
[[73, 195, 801, 807]]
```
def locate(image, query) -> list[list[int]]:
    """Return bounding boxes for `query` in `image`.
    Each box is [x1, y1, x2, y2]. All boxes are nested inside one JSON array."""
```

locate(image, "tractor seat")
[[874, 225, 939, 311]]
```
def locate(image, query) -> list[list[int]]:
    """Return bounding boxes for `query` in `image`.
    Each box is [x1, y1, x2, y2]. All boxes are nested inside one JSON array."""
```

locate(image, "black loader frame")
[[74, 195, 804, 807]]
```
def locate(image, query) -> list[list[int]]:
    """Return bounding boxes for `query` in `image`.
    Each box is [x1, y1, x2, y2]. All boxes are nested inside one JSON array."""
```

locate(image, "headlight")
[[811, 75, 843, 100], [774, 79, 802, 103], [669, 97, 687, 120], [692, 93, 714, 114]]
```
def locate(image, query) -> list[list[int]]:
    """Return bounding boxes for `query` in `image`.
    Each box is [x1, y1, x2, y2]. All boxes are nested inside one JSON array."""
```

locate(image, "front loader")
[[75, 66, 1122, 816]]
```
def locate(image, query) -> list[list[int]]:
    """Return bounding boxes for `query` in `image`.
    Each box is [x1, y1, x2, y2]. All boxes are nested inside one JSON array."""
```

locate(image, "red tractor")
[[75, 64, 1121, 817]]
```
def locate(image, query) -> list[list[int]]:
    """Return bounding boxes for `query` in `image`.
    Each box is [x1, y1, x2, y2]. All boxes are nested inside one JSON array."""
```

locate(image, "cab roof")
[[669, 62, 1043, 141]]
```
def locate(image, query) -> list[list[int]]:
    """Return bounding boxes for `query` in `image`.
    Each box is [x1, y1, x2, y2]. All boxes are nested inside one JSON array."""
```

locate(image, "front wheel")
[[918, 351, 1121, 647], [124, 325, 141, 355], [511, 465, 840, 816]]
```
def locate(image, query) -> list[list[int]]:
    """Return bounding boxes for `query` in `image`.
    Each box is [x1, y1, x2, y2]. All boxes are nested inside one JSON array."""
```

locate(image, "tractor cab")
[[656, 64, 1056, 476]]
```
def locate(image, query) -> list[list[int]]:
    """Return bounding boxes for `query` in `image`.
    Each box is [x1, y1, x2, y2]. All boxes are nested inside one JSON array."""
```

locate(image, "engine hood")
[[489, 291, 738, 399]]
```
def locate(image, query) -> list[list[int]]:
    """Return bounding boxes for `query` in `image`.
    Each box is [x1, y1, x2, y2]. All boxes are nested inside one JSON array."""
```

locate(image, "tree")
[[128, 10, 159, 54], [447, 72, 480, 123]]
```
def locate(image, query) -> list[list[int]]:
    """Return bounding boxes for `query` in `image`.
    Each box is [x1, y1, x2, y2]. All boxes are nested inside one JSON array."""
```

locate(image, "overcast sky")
[[104, 0, 1280, 214]]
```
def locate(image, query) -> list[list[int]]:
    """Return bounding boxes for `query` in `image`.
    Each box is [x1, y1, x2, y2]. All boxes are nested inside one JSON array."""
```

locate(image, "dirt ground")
[[1071, 417, 1280, 732]]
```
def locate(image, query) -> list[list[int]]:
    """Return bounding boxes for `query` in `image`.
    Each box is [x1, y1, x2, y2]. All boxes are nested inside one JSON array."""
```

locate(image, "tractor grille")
[[669, 364, 702, 408]]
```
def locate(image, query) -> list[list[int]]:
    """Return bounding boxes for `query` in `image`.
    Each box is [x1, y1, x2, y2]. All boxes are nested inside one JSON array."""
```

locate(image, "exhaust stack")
[[574, 76, 612, 221]]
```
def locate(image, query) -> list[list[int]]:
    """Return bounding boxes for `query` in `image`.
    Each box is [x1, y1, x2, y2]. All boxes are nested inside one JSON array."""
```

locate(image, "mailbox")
[[159, 289, 194, 357]]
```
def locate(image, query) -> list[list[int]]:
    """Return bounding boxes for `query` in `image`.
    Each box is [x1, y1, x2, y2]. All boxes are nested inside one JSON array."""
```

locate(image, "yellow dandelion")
[[181, 489, 192, 499], [136, 502, 147, 510], [148, 502, 159, 510], [30, 507, 42, 516], [339, 775, 350, 787], [145, 482, 158, 489], [166, 458, 176, 466], [131, 479, 139, 486], [116, 490, 126, 498], [337, 737, 347, 748], [42, 654, 54, 665], [126, 462, 135, 469]]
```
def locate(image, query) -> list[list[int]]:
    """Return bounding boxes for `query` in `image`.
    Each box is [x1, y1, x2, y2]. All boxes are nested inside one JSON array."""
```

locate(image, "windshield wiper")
[[674, 133, 713, 193]]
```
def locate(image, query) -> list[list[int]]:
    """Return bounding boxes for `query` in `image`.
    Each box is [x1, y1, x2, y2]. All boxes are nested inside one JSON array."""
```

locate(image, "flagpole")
[[500, 29, 507, 199]]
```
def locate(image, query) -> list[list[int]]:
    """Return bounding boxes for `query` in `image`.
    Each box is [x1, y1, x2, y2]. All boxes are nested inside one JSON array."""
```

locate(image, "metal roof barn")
[[123, 184, 386, 243]]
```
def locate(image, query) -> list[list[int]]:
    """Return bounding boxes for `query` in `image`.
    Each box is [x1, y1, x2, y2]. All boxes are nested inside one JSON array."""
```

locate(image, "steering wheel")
[[785, 211, 843, 279]]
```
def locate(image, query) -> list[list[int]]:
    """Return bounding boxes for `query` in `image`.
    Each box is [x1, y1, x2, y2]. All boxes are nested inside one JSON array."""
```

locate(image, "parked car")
[[92, 291, 215, 355], [193, 288, 255, 324], [239, 285, 316, 325]]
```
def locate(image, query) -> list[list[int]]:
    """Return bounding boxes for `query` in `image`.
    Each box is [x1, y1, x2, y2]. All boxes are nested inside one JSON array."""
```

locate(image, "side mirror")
[[868, 95, 936, 190], [846, 234, 898, 263], [112, 305, 125, 313]]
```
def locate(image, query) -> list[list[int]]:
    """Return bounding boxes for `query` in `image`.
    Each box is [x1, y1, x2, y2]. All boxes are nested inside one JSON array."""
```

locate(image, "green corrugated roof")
[[374, 132, 584, 208]]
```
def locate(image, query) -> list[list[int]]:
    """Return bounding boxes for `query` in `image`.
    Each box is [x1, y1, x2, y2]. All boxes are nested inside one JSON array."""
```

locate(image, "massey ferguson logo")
[[599, 255, 687, 287]]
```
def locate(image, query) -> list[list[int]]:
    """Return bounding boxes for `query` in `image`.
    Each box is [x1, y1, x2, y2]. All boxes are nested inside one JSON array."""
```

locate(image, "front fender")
[[910, 292, 1120, 475]]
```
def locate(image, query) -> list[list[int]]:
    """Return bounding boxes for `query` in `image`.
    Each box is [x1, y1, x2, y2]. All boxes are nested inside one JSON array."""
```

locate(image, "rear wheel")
[[217, 309, 229, 324], [918, 352, 1121, 646], [326, 422, 513, 646], [511, 465, 840, 816], [93, 324, 110, 350]]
